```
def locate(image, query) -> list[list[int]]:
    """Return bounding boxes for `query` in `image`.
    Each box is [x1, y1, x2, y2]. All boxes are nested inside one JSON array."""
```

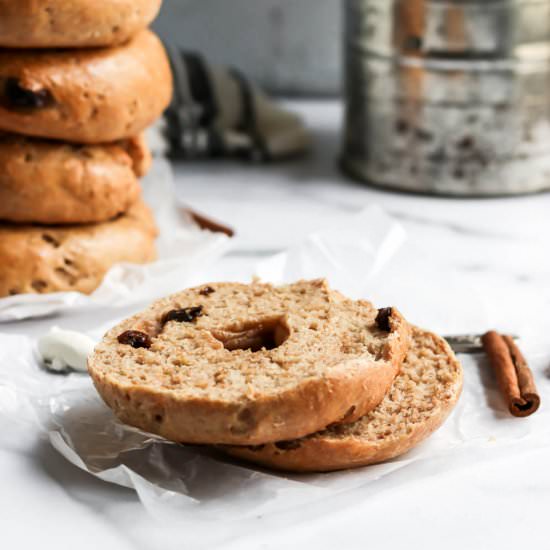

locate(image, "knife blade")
[[444, 333, 519, 354]]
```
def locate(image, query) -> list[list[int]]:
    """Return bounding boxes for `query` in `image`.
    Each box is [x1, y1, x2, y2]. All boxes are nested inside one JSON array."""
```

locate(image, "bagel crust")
[[0, 30, 173, 143], [88, 280, 411, 445], [223, 327, 463, 471]]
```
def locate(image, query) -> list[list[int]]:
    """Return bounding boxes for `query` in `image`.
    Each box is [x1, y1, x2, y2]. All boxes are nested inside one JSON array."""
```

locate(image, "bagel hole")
[[212, 318, 289, 352]]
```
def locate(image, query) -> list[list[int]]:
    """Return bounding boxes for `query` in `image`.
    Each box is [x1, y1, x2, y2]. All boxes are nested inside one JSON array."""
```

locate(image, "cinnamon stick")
[[502, 334, 541, 416], [183, 208, 235, 237], [481, 331, 540, 417]]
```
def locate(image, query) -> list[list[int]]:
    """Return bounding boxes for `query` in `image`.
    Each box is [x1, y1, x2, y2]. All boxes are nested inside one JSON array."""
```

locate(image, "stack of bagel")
[[0, 0, 173, 297], [88, 279, 464, 472]]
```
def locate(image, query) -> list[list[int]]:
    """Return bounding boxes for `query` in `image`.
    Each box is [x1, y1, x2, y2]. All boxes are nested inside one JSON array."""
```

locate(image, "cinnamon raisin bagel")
[[0, 134, 150, 224], [0, 30, 173, 143], [88, 279, 410, 445], [0, 199, 157, 297]]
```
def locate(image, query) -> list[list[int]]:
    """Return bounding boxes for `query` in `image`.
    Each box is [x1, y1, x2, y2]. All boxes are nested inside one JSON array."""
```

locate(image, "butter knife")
[[444, 334, 519, 354]]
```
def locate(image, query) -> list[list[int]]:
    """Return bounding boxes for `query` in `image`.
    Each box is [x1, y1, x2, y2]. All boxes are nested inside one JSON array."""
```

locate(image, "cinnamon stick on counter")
[[481, 331, 541, 417]]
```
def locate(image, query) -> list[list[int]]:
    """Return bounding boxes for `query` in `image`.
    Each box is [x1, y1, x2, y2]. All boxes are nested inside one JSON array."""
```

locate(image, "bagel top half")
[[88, 279, 411, 445]]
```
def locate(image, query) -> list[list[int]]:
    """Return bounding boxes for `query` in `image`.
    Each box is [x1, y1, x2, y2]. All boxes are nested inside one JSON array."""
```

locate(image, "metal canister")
[[342, 0, 550, 195]]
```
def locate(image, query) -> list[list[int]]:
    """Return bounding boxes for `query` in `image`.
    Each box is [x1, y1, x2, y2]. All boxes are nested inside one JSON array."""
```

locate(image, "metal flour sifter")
[[341, 0, 550, 195]]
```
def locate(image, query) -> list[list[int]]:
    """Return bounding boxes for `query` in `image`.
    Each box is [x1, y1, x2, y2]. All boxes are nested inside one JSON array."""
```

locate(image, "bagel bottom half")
[[222, 327, 463, 472]]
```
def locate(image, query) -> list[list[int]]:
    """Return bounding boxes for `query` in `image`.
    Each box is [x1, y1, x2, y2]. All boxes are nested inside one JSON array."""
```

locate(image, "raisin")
[[117, 330, 152, 349], [162, 306, 203, 325], [375, 307, 393, 332], [198, 286, 215, 296], [275, 439, 302, 451], [4, 78, 54, 109]]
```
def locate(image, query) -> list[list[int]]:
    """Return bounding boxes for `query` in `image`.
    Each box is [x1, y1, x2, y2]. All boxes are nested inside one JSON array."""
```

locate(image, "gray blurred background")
[[153, 0, 341, 96]]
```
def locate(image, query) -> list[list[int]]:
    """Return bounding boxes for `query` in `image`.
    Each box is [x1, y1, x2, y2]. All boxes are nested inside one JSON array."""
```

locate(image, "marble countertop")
[[1, 101, 549, 549]]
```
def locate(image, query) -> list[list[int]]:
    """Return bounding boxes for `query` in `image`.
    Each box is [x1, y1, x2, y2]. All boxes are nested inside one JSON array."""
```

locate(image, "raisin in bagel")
[[0, 0, 162, 49], [88, 280, 410, 446], [0, 30, 173, 144], [223, 327, 463, 472], [0, 134, 150, 224], [0, 199, 157, 297]]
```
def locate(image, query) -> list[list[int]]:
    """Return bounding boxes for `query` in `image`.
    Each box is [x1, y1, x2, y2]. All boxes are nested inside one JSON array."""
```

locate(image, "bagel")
[[224, 327, 463, 472], [0, 30, 173, 144], [0, 0, 162, 48], [0, 133, 150, 224], [0, 199, 157, 297], [88, 279, 411, 445]]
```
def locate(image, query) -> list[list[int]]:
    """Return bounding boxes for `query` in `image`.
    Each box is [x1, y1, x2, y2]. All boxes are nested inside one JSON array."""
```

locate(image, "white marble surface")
[[1, 101, 549, 549]]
